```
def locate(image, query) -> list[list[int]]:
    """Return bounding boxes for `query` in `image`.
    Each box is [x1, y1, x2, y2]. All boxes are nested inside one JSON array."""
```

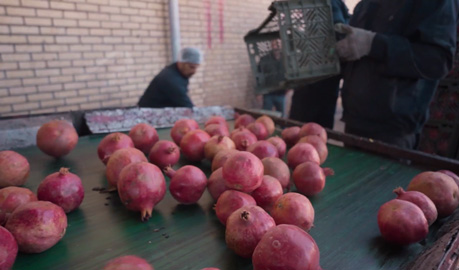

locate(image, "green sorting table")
[[9, 126, 455, 270]]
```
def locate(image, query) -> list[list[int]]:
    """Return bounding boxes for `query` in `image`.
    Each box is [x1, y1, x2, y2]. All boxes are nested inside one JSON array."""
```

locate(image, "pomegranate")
[[267, 136, 287, 157], [211, 149, 238, 172], [36, 120, 78, 158], [215, 190, 256, 225], [293, 162, 334, 196], [287, 143, 320, 169], [106, 148, 147, 188], [247, 122, 269, 140], [204, 135, 236, 160], [128, 123, 159, 155], [170, 118, 199, 145], [205, 116, 229, 129], [271, 192, 315, 231], [0, 151, 29, 188], [148, 140, 180, 169], [5, 201, 67, 253], [298, 135, 328, 164], [437, 170, 459, 188], [117, 162, 166, 221], [104, 255, 154, 270], [393, 187, 438, 226], [407, 171, 459, 218], [180, 130, 211, 162], [165, 166, 207, 204], [222, 151, 263, 193], [204, 123, 230, 137], [234, 114, 255, 128], [225, 205, 276, 258], [256, 115, 275, 135], [377, 199, 428, 245], [251, 175, 283, 212], [261, 157, 291, 190], [232, 130, 258, 151], [0, 187, 37, 225], [207, 168, 230, 201], [299, 122, 327, 143], [230, 127, 249, 139], [37, 168, 84, 213], [0, 226, 17, 270], [247, 141, 279, 160], [252, 224, 321, 270], [97, 133, 134, 165], [281, 126, 301, 147]]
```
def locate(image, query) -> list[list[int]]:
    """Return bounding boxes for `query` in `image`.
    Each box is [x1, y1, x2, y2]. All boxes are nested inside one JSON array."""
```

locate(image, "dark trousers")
[[263, 93, 286, 117], [289, 76, 341, 129], [344, 125, 419, 149]]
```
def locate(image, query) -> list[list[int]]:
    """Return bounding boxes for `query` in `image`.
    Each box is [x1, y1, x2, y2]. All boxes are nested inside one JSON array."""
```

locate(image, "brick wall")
[[0, 0, 272, 117]]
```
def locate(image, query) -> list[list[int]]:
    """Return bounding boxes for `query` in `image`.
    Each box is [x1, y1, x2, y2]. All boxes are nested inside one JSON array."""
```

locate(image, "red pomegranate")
[[261, 157, 291, 190], [204, 136, 236, 160], [298, 135, 328, 164], [207, 168, 230, 201], [281, 126, 301, 147], [0, 226, 18, 270], [0, 187, 37, 225], [271, 192, 315, 231], [170, 118, 199, 145], [36, 120, 78, 158], [377, 199, 429, 245], [234, 114, 255, 128], [148, 140, 180, 169], [106, 148, 147, 188], [97, 132, 134, 165], [230, 127, 249, 139], [225, 205, 276, 258], [407, 171, 459, 218], [0, 151, 30, 188], [299, 122, 327, 143], [5, 201, 67, 253], [104, 255, 154, 270], [251, 175, 283, 212], [205, 116, 229, 129], [256, 115, 275, 135], [118, 162, 166, 221], [222, 151, 264, 193], [247, 122, 269, 140], [215, 190, 256, 226], [293, 162, 334, 196], [204, 123, 230, 137], [165, 166, 207, 204], [232, 130, 258, 151], [211, 149, 238, 172], [267, 136, 287, 157], [128, 123, 159, 155], [180, 130, 211, 162], [437, 170, 459, 188], [287, 143, 320, 169], [37, 168, 84, 213], [393, 187, 438, 226], [247, 141, 279, 160], [252, 224, 321, 270]]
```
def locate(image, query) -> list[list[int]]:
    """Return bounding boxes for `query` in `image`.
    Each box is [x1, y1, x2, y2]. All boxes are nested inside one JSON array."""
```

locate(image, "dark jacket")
[[138, 63, 193, 108], [341, 0, 458, 137]]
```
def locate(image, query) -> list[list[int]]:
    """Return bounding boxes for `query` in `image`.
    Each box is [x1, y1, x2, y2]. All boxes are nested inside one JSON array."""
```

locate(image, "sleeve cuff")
[[368, 33, 388, 60]]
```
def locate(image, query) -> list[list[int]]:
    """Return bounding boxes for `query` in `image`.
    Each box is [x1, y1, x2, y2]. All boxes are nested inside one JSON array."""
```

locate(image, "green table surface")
[[9, 127, 450, 270]]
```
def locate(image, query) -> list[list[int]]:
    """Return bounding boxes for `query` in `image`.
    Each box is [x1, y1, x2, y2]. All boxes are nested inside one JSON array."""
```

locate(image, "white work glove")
[[334, 23, 376, 61]]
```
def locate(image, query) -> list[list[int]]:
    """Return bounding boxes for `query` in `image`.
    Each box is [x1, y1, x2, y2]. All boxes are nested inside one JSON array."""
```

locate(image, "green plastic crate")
[[244, 0, 340, 95]]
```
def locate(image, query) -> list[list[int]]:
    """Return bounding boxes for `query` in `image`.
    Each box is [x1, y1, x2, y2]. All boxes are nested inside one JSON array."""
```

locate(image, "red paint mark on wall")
[[205, 0, 212, 49], [219, 0, 224, 43]]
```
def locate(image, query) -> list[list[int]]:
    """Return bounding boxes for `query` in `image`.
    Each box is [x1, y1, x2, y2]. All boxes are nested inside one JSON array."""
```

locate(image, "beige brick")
[[80, 101, 101, 110], [88, 12, 109, 21], [99, 86, 117, 93], [6, 7, 35, 16], [101, 21, 122, 29], [87, 93, 108, 101], [9, 86, 37, 94], [28, 35, 55, 43], [78, 20, 100, 27], [61, 67, 84, 74], [40, 26, 66, 35], [0, 62, 18, 70], [32, 108, 56, 114], [132, 30, 148, 36], [13, 102, 40, 111], [36, 9, 63, 18], [121, 8, 138, 15], [103, 37, 122, 43], [87, 80, 107, 87], [2, 53, 30, 61], [100, 6, 120, 13], [85, 66, 105, 73], [76, 3, 98, 12], [15, 44, 42, 52], [54, 18, 77, 27], [0, 15, 23, 24], [50, 75, 73, 83], [90, 28, 111, 36], [81, 36, 101, 43], [28, 93, 53, 101], [66, 28, 89, 35], [35, 68, 60, 77], [74, 73, 96, 81], [2, 0, 20, 6], [102, 99, 121, 107], [110, 14, 128, 22], [87, 0, 108, 4], [72, 59, 94, 66], [25, 17, 52, 26], [1, 79, 22, 87], [69, 44, 91, 51], [21, 0, 49, 8], [109, 0, 128, 7], [6, 70, 34, 78], [123, 37, 141, 44], [93, 44, 112, 51], [38, 83, 62, 92], [10, 25, 39, 34], [0, 89, 8, 96], [32, 52, 58, 60], [56, 36, 79, 44], [66, 96, 87, 104], [41, 99, 65, 107], [0, 25, 8, 33], [0, 35, 27, 43], [129, 15, 147, 23], [95, 58, 115, 66], [56, 105, 80, 112], [0, 7, 4, 15], [44, 44, 69, 52], [47, 60, 71, 68], [129, 1, 146, 9], [19, 61, 45, 69], [112, 29, 129, 36], [64, 11, 87, 19], [83, 52, 103, 58], [0, 105, 12, 114], [0, 95, 26, 105], [50, 2, 75, 10], [78, 88, 98, 95], [23, 77, 49, 85], [54, 90, 77, 97], [59, 52, 81, 59]]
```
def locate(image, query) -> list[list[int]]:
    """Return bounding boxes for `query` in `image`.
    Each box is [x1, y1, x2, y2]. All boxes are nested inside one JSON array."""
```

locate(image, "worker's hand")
[[334, 23, 376, 61]]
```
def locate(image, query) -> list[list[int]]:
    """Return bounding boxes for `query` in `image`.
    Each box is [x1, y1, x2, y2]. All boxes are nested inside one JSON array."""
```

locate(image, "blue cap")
[[179, 47, 202, 64]]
